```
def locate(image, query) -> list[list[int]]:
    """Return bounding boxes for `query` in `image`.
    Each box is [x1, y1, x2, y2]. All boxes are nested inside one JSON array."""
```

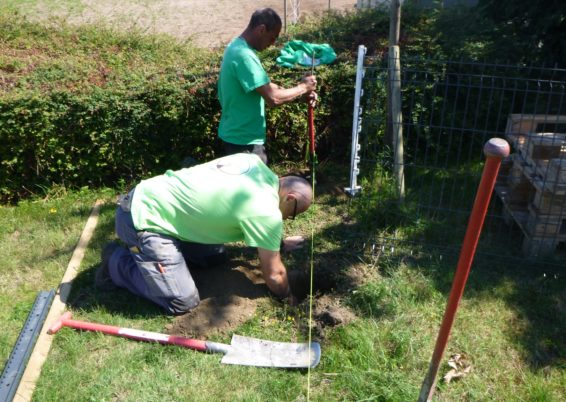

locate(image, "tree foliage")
[[478, 0, 566, 66]]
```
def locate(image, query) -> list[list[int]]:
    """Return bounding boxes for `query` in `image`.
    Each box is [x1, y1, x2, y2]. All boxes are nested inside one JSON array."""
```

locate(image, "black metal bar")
[[0, 290, 55, 402]]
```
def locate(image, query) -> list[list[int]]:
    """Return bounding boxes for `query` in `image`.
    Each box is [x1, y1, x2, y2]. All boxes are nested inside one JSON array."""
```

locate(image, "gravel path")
[[31, 0, 356, 48]]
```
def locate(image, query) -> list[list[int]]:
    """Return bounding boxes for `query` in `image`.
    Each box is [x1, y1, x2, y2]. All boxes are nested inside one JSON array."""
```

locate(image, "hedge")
[[6, 3, 536, 202], [0, 12, 365, 202]]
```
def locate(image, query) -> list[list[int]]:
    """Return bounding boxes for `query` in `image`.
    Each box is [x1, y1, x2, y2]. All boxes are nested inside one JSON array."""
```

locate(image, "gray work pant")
[[109, 205, 200, 315], [222, 141, 268, 165]]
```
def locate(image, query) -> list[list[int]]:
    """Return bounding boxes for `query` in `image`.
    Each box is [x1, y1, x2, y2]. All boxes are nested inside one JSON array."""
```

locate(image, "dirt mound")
[[312, 294, 357, 336], [167, 255, 357, 338], [167, 262, 268, 337]]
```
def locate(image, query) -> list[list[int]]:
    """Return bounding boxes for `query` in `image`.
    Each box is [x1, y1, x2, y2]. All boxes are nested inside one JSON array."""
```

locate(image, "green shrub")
[[3, 4, 564, 201], [0, 79, 221, 200], [0, 14, 228, 201], [0, 12, 371, 202]]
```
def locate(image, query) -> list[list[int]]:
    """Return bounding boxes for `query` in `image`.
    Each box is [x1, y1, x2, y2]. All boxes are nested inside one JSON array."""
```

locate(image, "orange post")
[[418, 138, 510, 402]]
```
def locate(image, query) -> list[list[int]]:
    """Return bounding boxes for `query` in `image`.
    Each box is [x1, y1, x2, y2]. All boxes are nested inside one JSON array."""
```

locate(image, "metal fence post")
[[388, 0, 404, 202], [284, 0, 287, 33], [389, 45, 405, 202], [345, 45, 367, 197]]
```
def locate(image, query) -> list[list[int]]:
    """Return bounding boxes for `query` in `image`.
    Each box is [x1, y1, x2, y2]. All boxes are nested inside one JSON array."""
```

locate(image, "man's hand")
[[281, 235, 306, 252], [305, 91, 318, 108], [258, 248, 292, 298], [300, 74, 317, 93], [288, 293, 298, 306]]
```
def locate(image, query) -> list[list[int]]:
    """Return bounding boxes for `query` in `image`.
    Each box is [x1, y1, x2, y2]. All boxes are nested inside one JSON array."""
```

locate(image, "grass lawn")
[[0, 2, 564, 400], [1, 163, 564, 401]]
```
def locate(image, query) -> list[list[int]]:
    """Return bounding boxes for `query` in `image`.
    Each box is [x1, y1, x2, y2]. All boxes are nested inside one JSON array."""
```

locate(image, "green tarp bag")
[[276, 40, 336, 68]]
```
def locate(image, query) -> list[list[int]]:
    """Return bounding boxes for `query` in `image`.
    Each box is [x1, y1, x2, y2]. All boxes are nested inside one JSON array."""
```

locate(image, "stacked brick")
[[496, 114, 566, 257]]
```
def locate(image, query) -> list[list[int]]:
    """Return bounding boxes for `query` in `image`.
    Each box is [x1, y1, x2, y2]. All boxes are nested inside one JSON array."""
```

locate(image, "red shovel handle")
[[308, 105, 315, 156], [48, 312, 208, 352]]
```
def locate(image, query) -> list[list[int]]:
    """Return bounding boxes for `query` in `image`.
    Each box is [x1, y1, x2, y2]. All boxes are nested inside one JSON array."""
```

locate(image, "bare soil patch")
[[312, 294, 357, 336], [168, 171, 365, 340], [167, 253, 357, 339], [167, 261, 268, 337], [36, 0, 357, 48]]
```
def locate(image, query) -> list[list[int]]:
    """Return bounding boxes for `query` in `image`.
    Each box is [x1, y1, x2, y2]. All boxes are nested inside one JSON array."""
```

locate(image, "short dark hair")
[[248, 8, 282, 32]]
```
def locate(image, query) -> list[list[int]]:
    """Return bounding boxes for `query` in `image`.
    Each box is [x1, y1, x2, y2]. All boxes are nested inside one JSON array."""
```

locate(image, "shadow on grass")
[[59, 203, 164, 319], [66, 254, 270, 322], [339, 181, 566, 372], [65, 165, 564, 370], [66, 264, 164, 319], [471, 256, 565, 371], [65, 202, 270, 323], [405, 250, 565, 371]]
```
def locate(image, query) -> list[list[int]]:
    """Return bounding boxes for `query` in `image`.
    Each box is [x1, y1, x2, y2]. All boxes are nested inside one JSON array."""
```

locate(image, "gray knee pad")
[[165, 293, 200, 315]]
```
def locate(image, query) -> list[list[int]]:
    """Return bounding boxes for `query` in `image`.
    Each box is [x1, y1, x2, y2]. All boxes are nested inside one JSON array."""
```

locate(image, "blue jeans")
[[109, 205, 200, 314]]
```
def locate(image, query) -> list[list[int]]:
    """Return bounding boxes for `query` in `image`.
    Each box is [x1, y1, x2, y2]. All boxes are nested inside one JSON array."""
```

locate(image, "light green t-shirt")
[[218, 37, 270, 145], [131, 154, 282, 251]]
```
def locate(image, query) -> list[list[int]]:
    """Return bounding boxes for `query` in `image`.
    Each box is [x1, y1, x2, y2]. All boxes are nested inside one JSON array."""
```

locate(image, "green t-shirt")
[[131, 153, 282, 251], [218, 37, 270, 145]]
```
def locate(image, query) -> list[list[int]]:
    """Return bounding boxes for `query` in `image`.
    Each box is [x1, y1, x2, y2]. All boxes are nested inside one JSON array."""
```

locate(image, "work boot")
[[95, 242, 121, 290]]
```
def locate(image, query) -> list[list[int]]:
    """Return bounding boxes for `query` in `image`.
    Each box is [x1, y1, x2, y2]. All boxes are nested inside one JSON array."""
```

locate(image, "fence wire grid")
[[351, 53, 566, 265]]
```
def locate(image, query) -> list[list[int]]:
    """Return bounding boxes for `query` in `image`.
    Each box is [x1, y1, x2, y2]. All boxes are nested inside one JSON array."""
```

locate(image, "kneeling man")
[[97, 153, 312, 314]]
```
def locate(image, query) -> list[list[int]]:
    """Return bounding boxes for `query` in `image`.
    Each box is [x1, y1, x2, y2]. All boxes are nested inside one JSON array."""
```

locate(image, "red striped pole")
[[308, 51, 316, 162], [308, 105, 315, 158], [418, 138, 510, 402], [48, 312, 208, 351]]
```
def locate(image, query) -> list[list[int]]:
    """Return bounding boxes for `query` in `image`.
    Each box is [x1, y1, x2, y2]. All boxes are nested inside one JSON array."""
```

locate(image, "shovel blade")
[[221, 335, 321, 368]]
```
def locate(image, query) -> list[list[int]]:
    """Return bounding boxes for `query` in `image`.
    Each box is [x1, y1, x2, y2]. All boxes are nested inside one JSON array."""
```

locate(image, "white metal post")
[[345, 45, 367, 197]]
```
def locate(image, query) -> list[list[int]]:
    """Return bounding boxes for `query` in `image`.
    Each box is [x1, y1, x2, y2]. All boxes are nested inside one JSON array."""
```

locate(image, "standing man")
[[96, 153, 313, 315], [218, 8, 317, 164]]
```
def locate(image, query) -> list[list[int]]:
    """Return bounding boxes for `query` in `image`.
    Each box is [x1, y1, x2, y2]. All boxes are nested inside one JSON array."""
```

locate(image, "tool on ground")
[[417, 138, 510, 402], [0, 290, 55, 402], [48, 312, 320, 369]]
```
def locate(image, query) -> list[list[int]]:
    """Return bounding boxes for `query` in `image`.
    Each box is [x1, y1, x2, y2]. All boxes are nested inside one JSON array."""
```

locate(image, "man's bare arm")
[[256, 75, 317, 107], [257, 248, 290, 296]]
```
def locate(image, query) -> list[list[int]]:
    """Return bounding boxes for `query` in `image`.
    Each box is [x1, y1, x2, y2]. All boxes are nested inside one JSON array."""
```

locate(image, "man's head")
[[278, 175, 313, 220], [242, 8, 282, 51]]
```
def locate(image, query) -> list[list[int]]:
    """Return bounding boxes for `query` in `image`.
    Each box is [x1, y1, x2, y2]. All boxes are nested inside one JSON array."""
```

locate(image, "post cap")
[[483, 138, 510, 159]]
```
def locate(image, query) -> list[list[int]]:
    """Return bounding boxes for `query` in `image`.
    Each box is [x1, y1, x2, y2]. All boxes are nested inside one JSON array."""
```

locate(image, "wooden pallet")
[[526, 204, 566, 237], [496, 184, 566, 257], [496, 184, 529, 227], [497, 116, 566, 257], [500, 155, 535, 207], [522, 235, 564, 257], [523, 135, 566, 159], [505, 114, 566, 136], [517, 156, 566, 195], [532, 185, 566, 215]]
